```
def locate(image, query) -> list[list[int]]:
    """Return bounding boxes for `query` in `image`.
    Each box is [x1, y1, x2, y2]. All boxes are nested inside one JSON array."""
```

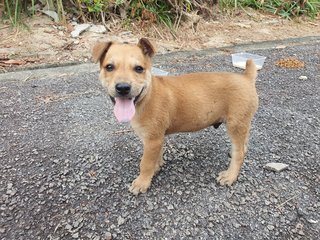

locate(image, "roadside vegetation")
[[2, 0, 320, 28]]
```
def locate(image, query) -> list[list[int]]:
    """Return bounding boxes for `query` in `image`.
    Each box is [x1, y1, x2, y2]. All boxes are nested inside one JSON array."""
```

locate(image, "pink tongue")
[[114, 97, 135, 123]]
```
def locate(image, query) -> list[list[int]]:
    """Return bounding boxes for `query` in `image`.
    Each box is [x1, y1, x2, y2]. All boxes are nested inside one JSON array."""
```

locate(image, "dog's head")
[[92, 38, 155, 123]]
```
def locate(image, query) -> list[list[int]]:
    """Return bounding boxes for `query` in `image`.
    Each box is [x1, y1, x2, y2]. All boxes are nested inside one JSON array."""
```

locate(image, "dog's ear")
[[138, 38, 155, 58], [92, 41, 113, 63]]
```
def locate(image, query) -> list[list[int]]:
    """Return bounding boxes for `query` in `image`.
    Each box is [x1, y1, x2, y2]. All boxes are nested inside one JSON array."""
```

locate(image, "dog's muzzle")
[[110, 85, 145, 123]]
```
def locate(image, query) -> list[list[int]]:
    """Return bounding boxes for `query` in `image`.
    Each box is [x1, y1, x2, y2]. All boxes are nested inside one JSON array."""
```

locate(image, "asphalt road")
[[1, 37, 319, 240]]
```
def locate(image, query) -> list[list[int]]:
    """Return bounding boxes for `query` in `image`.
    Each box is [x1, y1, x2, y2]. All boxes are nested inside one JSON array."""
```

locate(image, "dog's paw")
[[216, 170, 238, 186], [129, 176, 151, 195]]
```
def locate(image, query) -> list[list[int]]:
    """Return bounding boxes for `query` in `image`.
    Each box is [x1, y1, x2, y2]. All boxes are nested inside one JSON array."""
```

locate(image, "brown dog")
[[92, 38, 259, 195]]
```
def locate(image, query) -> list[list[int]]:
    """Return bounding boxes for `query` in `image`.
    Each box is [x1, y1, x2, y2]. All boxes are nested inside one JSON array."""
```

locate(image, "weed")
[[4, 0, 22, 27], [2, 0, 319, 29], [219, 0, 320, 19]]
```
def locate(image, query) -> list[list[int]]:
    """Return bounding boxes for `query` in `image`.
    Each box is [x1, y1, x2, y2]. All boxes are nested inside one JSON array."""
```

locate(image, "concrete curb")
[[154, 35, 320, 63], [1, 35, 319, 81]]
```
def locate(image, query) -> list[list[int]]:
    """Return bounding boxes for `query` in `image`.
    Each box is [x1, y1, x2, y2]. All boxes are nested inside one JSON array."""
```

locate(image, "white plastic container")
[[232, 52, 266, 70]]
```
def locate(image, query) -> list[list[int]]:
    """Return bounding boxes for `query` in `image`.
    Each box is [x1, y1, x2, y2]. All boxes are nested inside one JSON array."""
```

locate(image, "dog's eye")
[[134, 65, 144, 74], [105, 64, 114, 72]]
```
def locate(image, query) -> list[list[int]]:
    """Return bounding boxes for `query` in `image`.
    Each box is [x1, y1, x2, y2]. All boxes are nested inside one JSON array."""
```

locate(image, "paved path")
[[1, 37, 319, 239]]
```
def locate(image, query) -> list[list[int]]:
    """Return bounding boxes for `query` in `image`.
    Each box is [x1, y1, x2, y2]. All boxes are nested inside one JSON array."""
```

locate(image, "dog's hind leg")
[[243, 124, 251, 156], [154, 143, 164, 174], [129, 136, 164, 195], [216, 122, 250, 186], [227, 123, 251, 158]]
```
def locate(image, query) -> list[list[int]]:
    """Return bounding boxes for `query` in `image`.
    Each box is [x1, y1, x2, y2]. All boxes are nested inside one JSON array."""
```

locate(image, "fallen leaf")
[[1, 59, 27, 65], [308, 22, 318, 26], [0, 55, 9, 61], [88, 170, 97, 177]]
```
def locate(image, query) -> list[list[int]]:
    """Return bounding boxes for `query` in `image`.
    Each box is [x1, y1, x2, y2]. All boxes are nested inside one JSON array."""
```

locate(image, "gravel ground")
[[0, 39, 319, 239]]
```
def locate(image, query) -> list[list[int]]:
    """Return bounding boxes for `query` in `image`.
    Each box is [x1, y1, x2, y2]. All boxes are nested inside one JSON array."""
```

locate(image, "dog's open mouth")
[[110, 87, 145, 123]]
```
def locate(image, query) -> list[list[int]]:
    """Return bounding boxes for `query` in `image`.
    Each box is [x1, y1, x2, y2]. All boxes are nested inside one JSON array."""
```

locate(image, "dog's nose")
[[115, 83, 131, 96]]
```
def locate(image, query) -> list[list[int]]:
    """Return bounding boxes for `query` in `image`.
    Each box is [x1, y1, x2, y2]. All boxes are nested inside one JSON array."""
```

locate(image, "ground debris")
[[71, 24, 91, 38], [264, 162, 289, 172], [298, 75, 308, 80], [275, 57, 305, 68]]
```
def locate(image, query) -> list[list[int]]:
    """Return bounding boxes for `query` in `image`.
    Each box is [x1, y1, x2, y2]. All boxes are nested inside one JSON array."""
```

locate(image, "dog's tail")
[[244, 59, 257, 83]]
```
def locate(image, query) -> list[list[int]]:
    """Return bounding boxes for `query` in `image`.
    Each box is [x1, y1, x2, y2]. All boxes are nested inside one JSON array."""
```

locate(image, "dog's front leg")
[[129, 137, 164, 195]]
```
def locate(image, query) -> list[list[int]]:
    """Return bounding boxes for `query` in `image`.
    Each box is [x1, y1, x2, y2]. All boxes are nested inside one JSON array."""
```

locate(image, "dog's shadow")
[[156, 127, 231, 184]]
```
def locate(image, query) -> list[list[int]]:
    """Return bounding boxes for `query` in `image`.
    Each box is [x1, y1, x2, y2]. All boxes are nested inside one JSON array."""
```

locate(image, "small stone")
[[73, 217, 83, 228], [89, 25, 107, 34], [39, 186, 46, 193], [65, 224, 73, 230], [71, 24, 91, 38], [275, 45, 286, 49], [167, 204, 174, 210], [307, 219, 318, 224], [265, 162, 289, 172], [298, 76, 308, 80], [86, 233, 93, 238], [72, 232, 79, 238], [41, 10, 59, 22], [0, 228, 5, 233], [267, 225, 275, 231], [147, 203, 153, 211], [117, 216, 125, 226], [208, 228, 215, 235], [233, 222, 241, 228], [104, 232, 112, 240], [235, 23, 251, 28], [223, 202, 231, 208], [6, 189, 17, 196], [91, 223, 97, 231]]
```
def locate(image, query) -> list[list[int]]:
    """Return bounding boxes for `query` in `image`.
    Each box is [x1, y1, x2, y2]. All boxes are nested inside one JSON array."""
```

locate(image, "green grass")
[[4, 0, 37, 27], [4, 0, 21, 27], [2, 0, 319, 29], [219, 0, 320, 19]]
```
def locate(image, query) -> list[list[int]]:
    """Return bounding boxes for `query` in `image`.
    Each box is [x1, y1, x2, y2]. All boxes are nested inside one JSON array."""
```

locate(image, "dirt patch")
[[0, 9, 319, 72]]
